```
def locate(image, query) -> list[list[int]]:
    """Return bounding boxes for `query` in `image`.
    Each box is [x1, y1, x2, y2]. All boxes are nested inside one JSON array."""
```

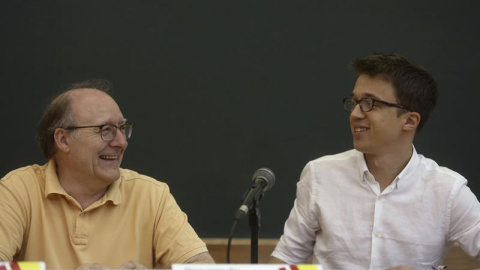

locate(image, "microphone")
[[234, 168, 275, 220]]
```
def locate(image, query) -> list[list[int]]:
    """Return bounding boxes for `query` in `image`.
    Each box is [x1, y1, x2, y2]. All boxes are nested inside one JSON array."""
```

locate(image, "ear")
[[53, 128, 71, 153], [403, 112, 421, 132]]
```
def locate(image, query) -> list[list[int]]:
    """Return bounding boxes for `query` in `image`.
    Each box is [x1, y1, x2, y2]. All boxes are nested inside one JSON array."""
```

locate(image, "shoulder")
[[119, 168, 170, 191], [115, 169, 178, 208], [416, 154, 467, 185], [0, 164, 47, 209], [306, 149, 361, 171], [411, 154, 470, 200], [1, 164, 46, 187], [299, 149, 362, 188], [311, 149, 359, 162]]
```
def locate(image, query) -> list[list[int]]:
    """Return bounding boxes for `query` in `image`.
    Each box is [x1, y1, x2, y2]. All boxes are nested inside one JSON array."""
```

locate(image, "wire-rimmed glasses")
[[64, 122, 134, 141]]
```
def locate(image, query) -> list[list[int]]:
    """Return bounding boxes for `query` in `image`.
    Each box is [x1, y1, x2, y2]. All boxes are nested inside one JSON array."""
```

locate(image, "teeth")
[[100, 155, 118, 160], [354, 128, 367, 132]]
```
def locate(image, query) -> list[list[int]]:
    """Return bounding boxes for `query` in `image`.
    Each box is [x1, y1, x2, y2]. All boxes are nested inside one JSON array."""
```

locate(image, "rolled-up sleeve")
[[448, 181, 480, 260], [271, 162, 319, 264]]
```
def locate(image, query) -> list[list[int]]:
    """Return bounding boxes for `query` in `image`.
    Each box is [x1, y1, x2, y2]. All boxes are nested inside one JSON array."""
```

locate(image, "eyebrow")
[[350, 93, 380, 99], [98, 119, 128, 126]]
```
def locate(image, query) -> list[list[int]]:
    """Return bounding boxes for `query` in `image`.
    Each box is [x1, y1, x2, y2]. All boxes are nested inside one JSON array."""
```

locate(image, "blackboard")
[[1, 1, 479, 238]]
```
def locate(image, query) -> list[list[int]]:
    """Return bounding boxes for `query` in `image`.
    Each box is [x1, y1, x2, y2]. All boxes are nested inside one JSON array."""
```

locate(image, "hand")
[[119, 261, 147, 269], [75, 264, 109, 270], [385, 266, 413, 270]]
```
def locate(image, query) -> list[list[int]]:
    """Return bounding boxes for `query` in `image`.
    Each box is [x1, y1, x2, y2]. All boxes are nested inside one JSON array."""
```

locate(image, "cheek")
[[77, 143, 104, 161], [349, 114, 356, 125], [379, 117, 404, 134]]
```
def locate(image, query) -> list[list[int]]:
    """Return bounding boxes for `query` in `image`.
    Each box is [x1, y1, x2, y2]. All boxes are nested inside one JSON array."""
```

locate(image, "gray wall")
[[1, 1, 479, 238]]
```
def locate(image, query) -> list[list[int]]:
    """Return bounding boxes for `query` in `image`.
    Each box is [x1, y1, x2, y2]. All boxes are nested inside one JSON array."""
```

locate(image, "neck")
[[55, 163, 109, 210], [67, 186, 108, 209], [364, 144, 413, 192]]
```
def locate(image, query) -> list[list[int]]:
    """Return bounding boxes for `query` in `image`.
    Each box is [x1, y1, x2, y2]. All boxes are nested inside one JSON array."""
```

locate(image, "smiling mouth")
[[100, 155, 119, 160], [354, 127, 368, 132]]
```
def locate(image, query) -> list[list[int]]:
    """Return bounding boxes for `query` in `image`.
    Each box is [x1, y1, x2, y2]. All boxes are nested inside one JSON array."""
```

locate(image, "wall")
[[1, 1, 479, 239]]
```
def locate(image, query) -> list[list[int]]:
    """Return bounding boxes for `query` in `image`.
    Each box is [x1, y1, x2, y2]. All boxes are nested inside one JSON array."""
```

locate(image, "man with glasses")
[[269, 54, 480, 270], [0, 79, 214, 269]]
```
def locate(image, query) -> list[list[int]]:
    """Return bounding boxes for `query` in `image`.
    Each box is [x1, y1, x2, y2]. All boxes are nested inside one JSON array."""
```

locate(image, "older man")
[[0, 79, 214, 269]]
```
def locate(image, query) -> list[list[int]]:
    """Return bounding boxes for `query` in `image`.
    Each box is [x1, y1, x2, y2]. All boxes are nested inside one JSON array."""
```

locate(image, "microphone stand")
[[248, 204, 261, 264]]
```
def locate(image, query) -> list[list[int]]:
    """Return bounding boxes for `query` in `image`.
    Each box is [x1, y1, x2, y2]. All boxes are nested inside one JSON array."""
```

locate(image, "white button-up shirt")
[[272, 148, 480, 270]]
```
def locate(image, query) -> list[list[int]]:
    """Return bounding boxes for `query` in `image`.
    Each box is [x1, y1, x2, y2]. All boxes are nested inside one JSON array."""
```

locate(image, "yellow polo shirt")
[[0, 160, 208, 269]]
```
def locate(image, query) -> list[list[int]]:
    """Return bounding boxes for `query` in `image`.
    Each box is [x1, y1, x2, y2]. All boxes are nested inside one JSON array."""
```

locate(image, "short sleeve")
[[152, 185, 208, 268], [0, 170, 32, 261]]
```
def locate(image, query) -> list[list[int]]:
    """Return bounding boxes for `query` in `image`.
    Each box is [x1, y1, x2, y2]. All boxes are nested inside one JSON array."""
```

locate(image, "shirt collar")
[[45, 158, 122, 205], [44, 159, 67, 197], [103, 174, 122, 205], [394, 145, 420, 189], [356, 145, 420, 189], [356, 150, 369, 180]]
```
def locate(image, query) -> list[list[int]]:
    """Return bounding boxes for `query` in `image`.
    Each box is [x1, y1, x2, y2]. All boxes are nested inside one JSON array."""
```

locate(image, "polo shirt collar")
[[104, 174, 122, 205], [45, 158, 123, 205], [44, 159, 67, 197]]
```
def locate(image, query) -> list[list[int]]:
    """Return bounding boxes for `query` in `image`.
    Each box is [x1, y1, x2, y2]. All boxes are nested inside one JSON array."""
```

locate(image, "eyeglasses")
[[343, 97, 410, 113], [64, 122, 134, 141]]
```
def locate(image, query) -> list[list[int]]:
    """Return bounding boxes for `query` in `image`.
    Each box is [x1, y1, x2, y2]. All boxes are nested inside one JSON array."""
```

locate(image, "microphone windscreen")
[[252, 167, 275, 191]]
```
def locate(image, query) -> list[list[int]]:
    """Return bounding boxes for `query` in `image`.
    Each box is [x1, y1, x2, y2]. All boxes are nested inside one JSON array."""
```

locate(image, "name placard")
[[172, 264, 323, 270], [0, 262, 46, 270]]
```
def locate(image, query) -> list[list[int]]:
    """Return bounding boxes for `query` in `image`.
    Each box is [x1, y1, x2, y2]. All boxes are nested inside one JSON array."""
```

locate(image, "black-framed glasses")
[[343, 97, 410, 113], [64, 122, 134, 141]]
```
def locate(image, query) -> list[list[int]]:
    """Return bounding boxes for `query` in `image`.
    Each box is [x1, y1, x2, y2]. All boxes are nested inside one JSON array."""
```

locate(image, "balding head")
[[37, 79, 115, 159]]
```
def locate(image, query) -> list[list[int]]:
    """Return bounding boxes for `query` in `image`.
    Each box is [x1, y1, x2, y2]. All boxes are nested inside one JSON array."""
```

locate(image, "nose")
[[109, 128, 128, 148], [350, 103, 365, 118]]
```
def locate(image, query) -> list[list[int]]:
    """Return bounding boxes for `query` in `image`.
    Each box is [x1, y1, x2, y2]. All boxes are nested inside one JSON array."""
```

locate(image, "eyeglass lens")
[[344, 98, 373, 112], [100, 124, 133, 141]]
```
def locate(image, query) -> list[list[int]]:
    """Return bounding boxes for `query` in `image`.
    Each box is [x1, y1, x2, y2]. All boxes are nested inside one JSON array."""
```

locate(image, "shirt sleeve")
[[152, 185, 208, 268], [0, 172, 30, 262], [271, 162, 320, 264], [447, 180, 480, 260]]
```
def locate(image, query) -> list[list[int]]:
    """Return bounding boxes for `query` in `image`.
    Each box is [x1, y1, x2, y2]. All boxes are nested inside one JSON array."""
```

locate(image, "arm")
[[76, 261, 149, 270], [270, 162, 319, 264], [0, 175, 29, 261], [183, 252, 215, 264], [75, 264, 110, 270], [448, 183, 480, 260], [268, 256, 287, 264], [152, 185, 211, 267]]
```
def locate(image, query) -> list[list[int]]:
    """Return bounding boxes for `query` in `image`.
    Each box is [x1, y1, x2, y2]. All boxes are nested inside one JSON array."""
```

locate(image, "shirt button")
[[79, 213, 85, 218], [373, 232, 382, 238]]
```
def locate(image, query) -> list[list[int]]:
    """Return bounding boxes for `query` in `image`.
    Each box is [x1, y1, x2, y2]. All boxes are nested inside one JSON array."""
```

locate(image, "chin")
[[353, 141, 367, 153], [99, 170, 121, 183]]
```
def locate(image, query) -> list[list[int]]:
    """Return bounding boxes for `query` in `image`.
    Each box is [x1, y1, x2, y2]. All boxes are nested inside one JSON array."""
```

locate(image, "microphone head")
[[252, 167, 275, 192]]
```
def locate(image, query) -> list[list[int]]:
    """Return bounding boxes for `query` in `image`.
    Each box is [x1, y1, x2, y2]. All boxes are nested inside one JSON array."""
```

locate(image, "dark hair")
[[350, 53, 437, 133], [37, 79, 113, 159]]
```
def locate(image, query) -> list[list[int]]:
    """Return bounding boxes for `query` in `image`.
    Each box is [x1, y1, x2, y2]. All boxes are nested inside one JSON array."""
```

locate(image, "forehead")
[[69, 89, 124, 124], [352, 74, 397, 100]]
